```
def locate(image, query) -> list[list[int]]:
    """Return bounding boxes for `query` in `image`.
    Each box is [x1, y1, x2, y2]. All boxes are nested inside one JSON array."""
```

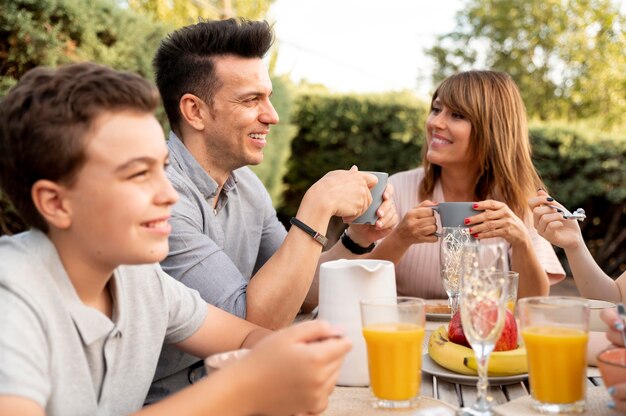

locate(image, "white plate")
[[422, 353, 528, 386], [426, 311, 452, 321]]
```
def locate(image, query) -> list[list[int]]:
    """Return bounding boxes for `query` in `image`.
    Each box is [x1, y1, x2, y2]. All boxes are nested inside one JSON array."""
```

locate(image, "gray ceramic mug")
[[432, 202, 482, 228], [352, 171, 388, 225]]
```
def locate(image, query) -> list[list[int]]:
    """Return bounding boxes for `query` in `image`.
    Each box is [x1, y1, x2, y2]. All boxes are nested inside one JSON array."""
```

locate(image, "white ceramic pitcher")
[[318, 259, 397, 386]]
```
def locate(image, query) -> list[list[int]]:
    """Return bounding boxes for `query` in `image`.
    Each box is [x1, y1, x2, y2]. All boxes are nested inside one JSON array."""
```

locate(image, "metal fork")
[[544, 204, 586, 221]]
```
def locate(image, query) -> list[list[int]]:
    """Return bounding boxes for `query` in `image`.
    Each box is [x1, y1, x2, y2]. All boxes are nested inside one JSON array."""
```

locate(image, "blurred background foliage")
[[426, 0, 626, 130], [0, 0, 624, 274]]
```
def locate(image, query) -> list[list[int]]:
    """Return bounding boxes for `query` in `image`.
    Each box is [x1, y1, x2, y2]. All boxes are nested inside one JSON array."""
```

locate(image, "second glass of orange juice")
[[360, 297, 425, 409], [518, 297, 590, 414]]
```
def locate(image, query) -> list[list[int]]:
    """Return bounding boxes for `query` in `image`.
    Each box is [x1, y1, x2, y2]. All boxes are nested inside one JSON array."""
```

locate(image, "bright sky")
[[269, 0, 464, 99], [270, 0, 626, 99]]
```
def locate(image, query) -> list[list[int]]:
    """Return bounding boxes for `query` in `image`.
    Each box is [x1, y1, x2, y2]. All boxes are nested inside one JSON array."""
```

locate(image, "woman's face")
[[425, 97, 475, 171]]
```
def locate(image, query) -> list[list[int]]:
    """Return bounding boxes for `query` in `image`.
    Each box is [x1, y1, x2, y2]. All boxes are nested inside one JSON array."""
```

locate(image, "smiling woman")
[[370, 70, 565, 301]]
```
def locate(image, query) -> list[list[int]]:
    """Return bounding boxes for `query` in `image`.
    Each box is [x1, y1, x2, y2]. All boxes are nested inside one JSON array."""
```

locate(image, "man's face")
[[202, 55, 279, 172], [62, 111, 179, 269]]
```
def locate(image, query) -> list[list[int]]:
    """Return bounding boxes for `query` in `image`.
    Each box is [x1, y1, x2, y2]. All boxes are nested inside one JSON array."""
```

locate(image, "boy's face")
[[62, 110, 178, 267]]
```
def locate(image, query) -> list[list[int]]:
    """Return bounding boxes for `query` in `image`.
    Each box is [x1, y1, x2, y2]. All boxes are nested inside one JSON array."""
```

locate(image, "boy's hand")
[[529, 190, 583, 250], [238, 320, 351, 416]]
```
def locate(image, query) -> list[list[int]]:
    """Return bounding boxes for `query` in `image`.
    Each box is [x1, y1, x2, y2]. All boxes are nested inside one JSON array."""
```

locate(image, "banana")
[[428, 325, 476, 375], [427, 325, 527, 377]]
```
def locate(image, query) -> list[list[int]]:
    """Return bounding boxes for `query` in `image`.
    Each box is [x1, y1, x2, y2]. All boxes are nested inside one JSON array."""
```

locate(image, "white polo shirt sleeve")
[[0, 284, 50, 407], [156, 267, 208, 345]]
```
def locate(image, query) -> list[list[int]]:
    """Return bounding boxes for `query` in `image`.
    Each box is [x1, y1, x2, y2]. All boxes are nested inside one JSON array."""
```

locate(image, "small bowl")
[[204, 348, 250, 374], [597, 348, 626, 387], [588, 299, 616, 332]]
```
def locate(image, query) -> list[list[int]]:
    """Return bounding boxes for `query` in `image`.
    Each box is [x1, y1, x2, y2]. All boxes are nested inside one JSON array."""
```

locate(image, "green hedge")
[[279, 92, 626, 277], [280, 92, 426, 216], [531, 127, 626, 276]]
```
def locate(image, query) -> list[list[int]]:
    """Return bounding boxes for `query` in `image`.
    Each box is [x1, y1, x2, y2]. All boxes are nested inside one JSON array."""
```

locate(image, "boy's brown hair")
[[0, 62, 160, 231]]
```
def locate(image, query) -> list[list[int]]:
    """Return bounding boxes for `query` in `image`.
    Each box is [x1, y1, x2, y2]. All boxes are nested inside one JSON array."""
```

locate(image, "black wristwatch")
[[340, 229, 375, 254]]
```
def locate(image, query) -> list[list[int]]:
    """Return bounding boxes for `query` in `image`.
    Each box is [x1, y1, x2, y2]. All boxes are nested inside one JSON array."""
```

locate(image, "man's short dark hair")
[[0, 62, 160, 231], [153, 18, 274, 133]]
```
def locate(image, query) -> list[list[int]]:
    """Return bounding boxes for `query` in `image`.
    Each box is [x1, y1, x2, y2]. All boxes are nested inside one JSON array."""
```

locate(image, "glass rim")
[[517, 296, 590, 308], [360, 296, 425, 306]]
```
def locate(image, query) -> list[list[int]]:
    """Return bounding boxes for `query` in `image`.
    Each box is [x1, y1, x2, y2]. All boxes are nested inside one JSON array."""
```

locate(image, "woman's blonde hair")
[[419, 70, 545, 220]]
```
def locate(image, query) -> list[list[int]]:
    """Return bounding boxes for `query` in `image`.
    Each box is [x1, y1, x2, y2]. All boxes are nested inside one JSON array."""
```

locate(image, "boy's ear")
[[31, 179, 72, 230], [179, 93, 207, 132]]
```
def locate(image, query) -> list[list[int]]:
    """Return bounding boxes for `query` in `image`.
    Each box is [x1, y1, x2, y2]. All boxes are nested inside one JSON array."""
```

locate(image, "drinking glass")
[[360, 297, 425, 409], [504, 271, 519, 314], [518, 297, 590, 414], [439, 226, 472, 316], [458, 242, 510, 416]]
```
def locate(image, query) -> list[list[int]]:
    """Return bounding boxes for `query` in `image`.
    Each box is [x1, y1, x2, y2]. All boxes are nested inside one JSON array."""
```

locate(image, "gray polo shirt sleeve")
[[156, 267, 208, 344], [164, 192, 250, 319], [0, 285, 50, 406]]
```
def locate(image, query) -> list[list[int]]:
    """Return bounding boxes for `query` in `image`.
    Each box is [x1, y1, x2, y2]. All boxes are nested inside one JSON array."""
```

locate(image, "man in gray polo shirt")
[[149, 18, 397, 399]]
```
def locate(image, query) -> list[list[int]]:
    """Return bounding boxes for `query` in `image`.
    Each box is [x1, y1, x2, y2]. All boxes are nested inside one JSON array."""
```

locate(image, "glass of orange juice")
[[360, 297, 425, 409], [518, 297, 590, 413]]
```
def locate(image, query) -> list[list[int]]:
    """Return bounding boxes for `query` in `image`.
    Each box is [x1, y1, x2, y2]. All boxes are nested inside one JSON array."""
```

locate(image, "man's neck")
[[176, 130, 233, 208]]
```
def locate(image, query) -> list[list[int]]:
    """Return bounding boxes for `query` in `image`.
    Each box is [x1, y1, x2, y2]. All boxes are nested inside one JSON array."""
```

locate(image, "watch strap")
[[289, 217, 328, 247], [340, 229, 376, 254]]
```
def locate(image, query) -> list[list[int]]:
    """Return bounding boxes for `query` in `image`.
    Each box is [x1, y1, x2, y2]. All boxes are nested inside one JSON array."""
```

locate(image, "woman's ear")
[[31, 179, 72, 230], [179, 93, 207, 132]]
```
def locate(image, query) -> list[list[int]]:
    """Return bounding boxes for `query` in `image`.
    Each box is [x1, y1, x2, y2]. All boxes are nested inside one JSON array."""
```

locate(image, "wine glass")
[[458, 241, 509, 416], [439, 226, 472, 316]]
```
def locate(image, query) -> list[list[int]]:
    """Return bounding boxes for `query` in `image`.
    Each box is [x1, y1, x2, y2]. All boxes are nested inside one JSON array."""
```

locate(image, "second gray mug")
[[432, 202, 482, 228]]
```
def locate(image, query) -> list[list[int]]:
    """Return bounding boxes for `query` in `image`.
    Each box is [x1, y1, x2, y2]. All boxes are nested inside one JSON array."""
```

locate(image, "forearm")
[[511, 239, 550, 297], [564, 240, 620, 301], [365, 228, 412, 264], [246, 192, 333, 329], [134, 364, 257, 416]]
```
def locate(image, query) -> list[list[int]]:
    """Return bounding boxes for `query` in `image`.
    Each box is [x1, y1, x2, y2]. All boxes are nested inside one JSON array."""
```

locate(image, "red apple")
[[448, 309, 518, 351]]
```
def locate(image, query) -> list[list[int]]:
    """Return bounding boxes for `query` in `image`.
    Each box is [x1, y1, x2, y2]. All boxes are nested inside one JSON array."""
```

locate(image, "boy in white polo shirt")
[[0, 62, 350, 416]]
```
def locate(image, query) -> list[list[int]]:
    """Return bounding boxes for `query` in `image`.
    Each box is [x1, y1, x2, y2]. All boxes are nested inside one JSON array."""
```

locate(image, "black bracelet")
[[340, 229, 375, 254], [289, 217, 328, 247]]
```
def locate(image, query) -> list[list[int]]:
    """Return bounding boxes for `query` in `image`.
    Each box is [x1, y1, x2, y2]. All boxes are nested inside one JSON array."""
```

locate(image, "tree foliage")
[[126, 0, 274, 27], [0, 0, 168, 97], [426, 0, 626, 126]]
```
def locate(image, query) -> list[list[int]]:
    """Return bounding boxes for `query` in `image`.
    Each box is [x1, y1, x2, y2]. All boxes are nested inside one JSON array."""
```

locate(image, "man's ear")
[[31, 179, 72, 230], [179, 93, 208, 132]]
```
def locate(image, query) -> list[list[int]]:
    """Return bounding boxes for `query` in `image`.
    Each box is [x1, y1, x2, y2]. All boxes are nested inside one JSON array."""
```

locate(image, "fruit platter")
[[425, 310, 528, 384]]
